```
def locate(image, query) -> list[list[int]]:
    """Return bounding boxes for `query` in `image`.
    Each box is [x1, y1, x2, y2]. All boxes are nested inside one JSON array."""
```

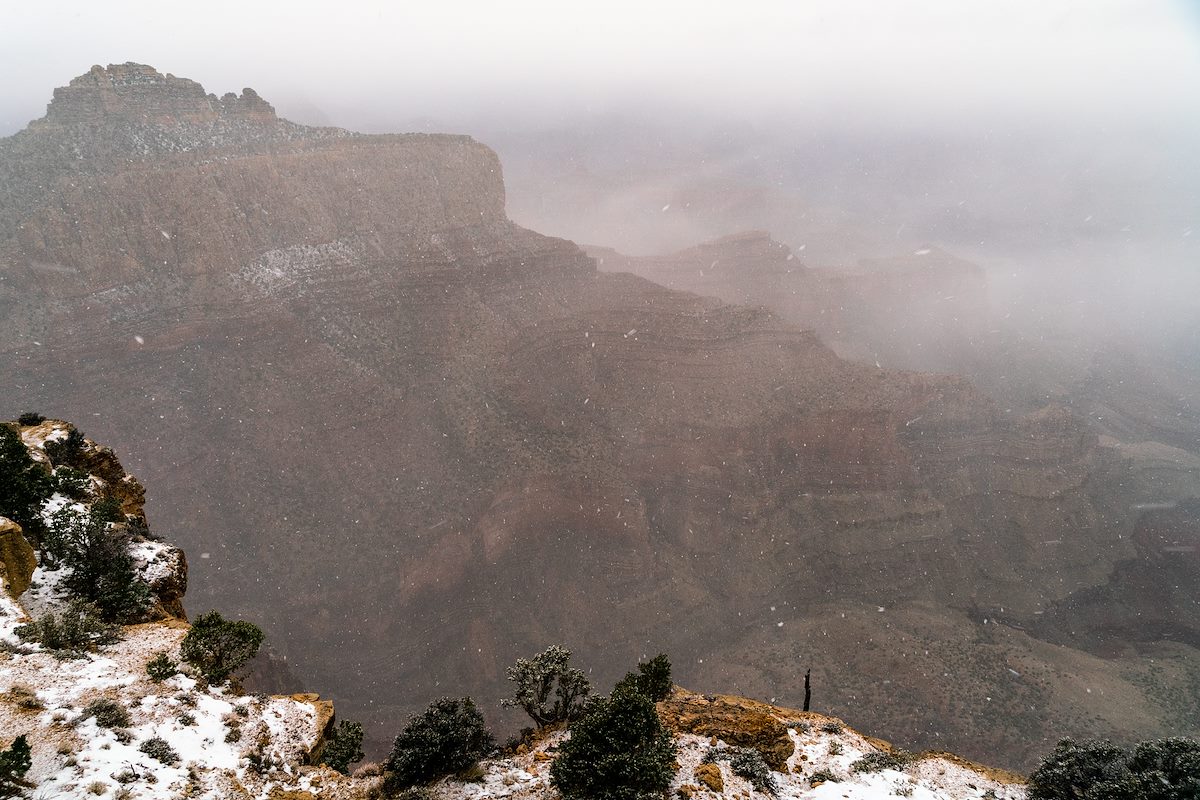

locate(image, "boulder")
[[659, 690, 794, 771], [0, 517, 36, 598]]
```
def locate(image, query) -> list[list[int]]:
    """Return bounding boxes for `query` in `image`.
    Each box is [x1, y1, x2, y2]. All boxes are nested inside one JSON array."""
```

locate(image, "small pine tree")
[[385, 697, 494, 790], [146, 652, 179, 681], [321, 720, 366, 775], [42, 506, 149, 622], [44, 427, 86, 467], [501, 644, 591, 727], [550, 687, 677, 800], [0, 423, 53, 536], [16, 412, 44, 426], [614, 653, 672, 701], [0, 735, 32, 798], [179, 610, 265, 684]]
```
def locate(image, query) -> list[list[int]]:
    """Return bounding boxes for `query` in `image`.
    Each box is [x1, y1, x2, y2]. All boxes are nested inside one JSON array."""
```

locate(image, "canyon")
[[2, 64, 1198, 769]]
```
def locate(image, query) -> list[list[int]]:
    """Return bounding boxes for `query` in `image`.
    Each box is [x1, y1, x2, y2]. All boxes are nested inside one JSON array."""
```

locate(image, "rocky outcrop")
[[658, 690, 795, 771], [33, 63, 276, 129], [287, 692, 337, 765], [0, 517, 36, 598]]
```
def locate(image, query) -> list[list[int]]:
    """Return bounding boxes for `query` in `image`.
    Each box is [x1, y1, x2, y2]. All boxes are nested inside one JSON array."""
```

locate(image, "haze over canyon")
[[1, 50, 1198, 773]]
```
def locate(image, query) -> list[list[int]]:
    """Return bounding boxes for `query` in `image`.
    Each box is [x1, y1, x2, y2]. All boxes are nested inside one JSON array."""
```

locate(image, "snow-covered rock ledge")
[[1, 417, 351, 799]]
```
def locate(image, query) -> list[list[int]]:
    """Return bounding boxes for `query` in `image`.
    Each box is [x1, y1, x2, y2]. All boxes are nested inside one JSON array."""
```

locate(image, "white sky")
[[2, 0, 1199, 133]]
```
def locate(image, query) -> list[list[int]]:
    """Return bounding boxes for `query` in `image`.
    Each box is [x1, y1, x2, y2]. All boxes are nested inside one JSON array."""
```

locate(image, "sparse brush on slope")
[[703, 746, 777, 794], [15, 600, 119, 656], [80, 697, 132, 729]]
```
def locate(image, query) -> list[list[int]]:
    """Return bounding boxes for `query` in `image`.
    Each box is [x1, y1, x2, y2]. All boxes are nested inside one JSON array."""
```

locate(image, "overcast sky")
[[2, 0, 1199, 135]]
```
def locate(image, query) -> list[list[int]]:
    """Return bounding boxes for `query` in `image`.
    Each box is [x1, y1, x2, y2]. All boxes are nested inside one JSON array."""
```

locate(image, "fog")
[[4, 1, 1199, 132], [6, 2, 1195, 351]]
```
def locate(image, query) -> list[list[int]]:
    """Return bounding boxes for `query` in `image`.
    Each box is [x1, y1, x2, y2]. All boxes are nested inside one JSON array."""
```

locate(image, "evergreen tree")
[[614, 653, 672, 701], [550, 687, 676, 800], [0, 423, 52, 536], [385, 697, 494, 790], [0, 735, 32, 798], [42, 506, 149, 622], [321, 720, 366, 775], [179, 610, 265, 683], [501, 644, 591, 727]]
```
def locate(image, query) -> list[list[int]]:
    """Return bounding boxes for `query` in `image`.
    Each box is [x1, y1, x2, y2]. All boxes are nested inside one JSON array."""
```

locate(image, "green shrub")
[[51, 466, 90, 500], [1029, 737, 1200, 800], [81, 697, 131, 729], [1028, 739, 1133, 800], [45, 427, 86, 467], [138, 737, 179, 765], [501, 644, 591, 727], [385, 697, 494, 790], [146, 652, 179, 682], [1125, 738, 1200, 799], [17, 412, 45, 426], [0, 735, 32, 798], [550, 687, 676, 800], [15, 600, 119, 656], [322, 720, 366, 775], [41, 506, 149, 622], [614, 653, 672, 702], [703, 746, 776, 793], [179, 610, 265, 684], [91, 496, 125, 523], [850, 749, 916, 774], [0, 423, 52, 536]]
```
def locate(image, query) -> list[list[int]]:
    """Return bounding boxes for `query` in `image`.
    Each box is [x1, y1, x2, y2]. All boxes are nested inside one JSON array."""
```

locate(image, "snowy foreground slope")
[[0, 419, 1026, 799]]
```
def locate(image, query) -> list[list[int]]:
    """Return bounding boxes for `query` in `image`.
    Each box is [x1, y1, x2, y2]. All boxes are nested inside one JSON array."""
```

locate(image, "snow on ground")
[[18, 420, 69, 460], [2, 622, 334, 799], [20, 561, 70, 622], [418, 717, 1024, 800], [0, 592, 27, 644]]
